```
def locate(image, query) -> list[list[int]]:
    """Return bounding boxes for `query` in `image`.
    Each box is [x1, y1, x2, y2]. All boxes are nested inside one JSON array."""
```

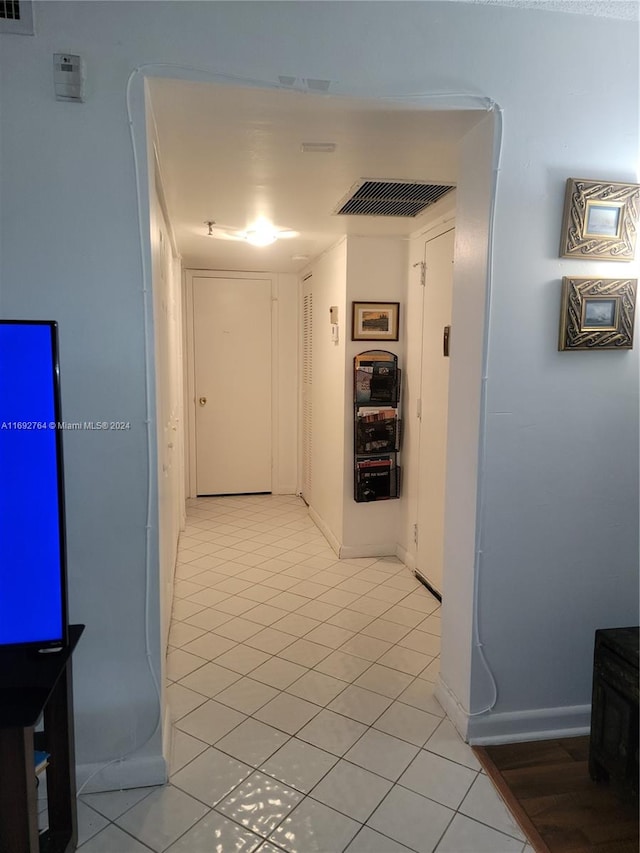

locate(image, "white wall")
[[150, 168, 184, 659], [148, 93, 186, 672], [273, 273, 299, 495], [342, 236, 406, 556], [439, 115, 496, 727], [0, 1, 637, 785], [304, 240, 348, 547], [303, 235, 406, 557]]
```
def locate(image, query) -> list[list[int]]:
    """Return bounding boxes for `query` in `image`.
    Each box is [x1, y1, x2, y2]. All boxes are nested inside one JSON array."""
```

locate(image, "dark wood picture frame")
[[352, 302, 400, 341]]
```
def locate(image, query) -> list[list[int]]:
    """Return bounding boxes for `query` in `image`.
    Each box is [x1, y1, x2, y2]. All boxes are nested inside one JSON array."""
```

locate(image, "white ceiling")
[[461, 0, 639, 19], [148, 79, 485, 273]]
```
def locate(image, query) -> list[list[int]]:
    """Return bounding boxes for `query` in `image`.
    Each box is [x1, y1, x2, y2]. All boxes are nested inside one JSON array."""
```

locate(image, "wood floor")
[[473, 737, 639, 853]]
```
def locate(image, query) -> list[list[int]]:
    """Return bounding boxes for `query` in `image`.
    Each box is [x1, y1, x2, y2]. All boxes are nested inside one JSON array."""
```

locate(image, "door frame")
[[184, 268, 279, 499], [298, 271, 313, 504], [135, 73, 498, 744]]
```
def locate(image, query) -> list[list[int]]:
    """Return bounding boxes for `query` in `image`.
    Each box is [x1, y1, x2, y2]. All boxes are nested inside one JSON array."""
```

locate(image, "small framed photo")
[[558, 277, 637, 350], [560, 178, 640, 261], [352, 302, 400, 341]]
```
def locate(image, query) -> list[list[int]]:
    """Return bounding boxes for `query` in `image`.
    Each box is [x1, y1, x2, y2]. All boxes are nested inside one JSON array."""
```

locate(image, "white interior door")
[[416, 228, 454, 596], [193, 275, 272, 495]]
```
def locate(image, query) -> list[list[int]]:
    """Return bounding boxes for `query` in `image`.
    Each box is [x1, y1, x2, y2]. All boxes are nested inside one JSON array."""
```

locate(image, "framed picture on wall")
[[352, 302, 400, 341], [560, 178, 640, 261], [558, 277, 637, 350]]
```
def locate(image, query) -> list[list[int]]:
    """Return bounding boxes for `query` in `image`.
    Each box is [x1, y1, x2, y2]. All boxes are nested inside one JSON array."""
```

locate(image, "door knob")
[[199, 396, 207, 406]]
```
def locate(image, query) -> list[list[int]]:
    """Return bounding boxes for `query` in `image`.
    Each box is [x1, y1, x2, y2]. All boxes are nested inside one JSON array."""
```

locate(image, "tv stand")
[[0, 625, 84, 853]]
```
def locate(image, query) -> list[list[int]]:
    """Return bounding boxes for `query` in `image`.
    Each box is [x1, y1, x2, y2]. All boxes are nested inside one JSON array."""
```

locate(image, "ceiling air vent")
[[334, 179, 454, 218], [0, 0, 34, 34]]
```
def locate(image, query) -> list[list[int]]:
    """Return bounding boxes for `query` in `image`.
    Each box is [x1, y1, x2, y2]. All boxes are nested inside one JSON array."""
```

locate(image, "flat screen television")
[[0, 320, 68, 651]]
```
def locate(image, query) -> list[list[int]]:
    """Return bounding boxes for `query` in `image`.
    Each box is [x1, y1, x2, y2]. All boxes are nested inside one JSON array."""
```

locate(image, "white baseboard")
[[76, 753, 167, 794], [396, 544, 415, 570], [435, 676, 470, 741], [339, 542, 398, 559], [467, 703, 591, 745], [272, 484, 297, 496], [308, 506, 401, 560], [435, 677, 590, 746], [308, 507, 341, 556], [162, 704, 172, 769]]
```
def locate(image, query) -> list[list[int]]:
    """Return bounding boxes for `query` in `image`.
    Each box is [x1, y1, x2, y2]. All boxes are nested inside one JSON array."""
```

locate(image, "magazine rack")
[[353, 351, 401, 502], [0, 625, 84, 853]]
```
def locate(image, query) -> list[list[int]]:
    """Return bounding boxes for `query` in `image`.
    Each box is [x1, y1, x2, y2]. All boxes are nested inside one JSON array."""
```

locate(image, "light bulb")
[[245, 228, 277, 247]]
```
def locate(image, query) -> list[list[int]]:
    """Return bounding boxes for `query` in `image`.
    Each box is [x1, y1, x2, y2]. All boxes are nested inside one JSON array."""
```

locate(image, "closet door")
[[416, 228, 454, 596]]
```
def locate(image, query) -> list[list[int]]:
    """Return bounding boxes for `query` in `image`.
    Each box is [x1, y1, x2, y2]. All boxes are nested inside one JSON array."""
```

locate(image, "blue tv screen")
[[0, 320, 68, 649]]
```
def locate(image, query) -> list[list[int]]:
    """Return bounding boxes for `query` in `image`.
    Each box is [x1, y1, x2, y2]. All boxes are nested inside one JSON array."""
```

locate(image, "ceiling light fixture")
[[206, 220, 298, 247], [242, 226, 279, 247]]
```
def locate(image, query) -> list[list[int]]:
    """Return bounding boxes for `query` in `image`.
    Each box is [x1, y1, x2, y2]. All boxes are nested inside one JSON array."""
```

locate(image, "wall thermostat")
[[329, 306, 339, 342], [53, 53, 85, 102]]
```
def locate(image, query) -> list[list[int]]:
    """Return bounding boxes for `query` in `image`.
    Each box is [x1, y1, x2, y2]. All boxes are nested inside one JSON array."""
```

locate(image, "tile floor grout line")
[[172, 662, 420, 787], [78, 785, 156, 820], [216, 764, 356, 848], [155, 496, 518, 853], [171, 638, 439, 742], [171, 671, 473, 826], [174, 577, 438, 673], [172, 511, 443, 723], [171, 593, 425, 688], [172, 645, 441, 757], [208, 559, 430, 613]]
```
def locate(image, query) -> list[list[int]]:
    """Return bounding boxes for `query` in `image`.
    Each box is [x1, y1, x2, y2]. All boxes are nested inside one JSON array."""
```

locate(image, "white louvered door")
[[301, 275, 313, 503]]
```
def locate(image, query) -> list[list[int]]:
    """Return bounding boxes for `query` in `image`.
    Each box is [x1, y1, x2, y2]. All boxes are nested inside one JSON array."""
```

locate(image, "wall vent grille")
[[335, 179, 454, 218], [0, 0, 20, 19], [0, 0, 34, 33]]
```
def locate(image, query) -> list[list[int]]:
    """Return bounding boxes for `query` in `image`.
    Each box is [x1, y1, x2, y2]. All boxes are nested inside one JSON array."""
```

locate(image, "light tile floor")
[[75, 494, 534, 852]]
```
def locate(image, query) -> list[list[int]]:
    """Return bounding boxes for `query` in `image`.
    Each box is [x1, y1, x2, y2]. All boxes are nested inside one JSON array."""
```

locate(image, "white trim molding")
[[396, 544, 416, 571], [436, 675, 591, 745], [467, 703, 591, 745], [308, 505, 398, 560], [435, 676, 471, 741], [76, 755, 167, 794], [308, 506, 341, 557], [339, 543, 398, 560]]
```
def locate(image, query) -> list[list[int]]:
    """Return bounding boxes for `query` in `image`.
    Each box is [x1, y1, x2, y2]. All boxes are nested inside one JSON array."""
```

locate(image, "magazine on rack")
[[356, 455, 395, 500], [369, 361, 397, 403], [355, 408, 398, 454]]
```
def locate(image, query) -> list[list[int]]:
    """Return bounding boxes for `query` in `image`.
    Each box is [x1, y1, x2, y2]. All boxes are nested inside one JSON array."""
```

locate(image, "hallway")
[[77, 495, 530, 852]]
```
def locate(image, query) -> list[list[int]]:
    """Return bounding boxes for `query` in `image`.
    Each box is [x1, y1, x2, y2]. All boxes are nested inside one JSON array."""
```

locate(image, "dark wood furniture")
[[0, 625, 84, 853], [589, 626, 639, 800]]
